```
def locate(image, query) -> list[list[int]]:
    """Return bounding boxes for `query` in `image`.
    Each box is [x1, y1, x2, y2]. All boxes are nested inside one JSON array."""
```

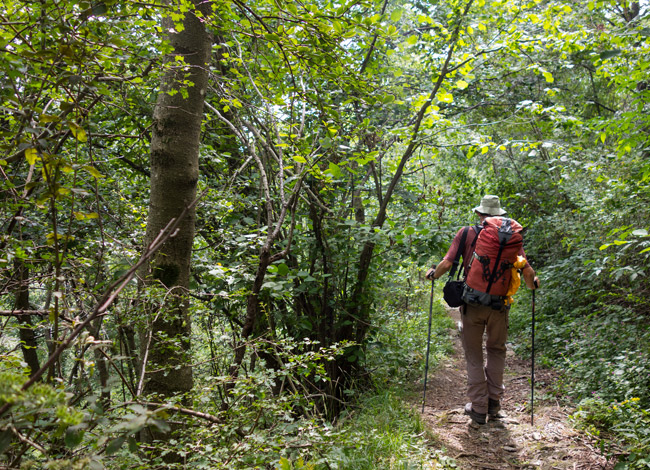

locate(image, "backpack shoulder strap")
[[470, 224, 482, 247], [461, 224, 482, 279], [448, 226, 470, 280]]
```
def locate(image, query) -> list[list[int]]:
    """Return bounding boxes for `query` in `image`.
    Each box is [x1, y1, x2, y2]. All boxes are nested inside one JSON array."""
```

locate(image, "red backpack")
[[465, 217, 524, 297]]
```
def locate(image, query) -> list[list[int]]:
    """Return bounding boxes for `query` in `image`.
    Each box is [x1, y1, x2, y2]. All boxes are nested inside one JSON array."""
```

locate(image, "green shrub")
[[273, 296, 456, 469], [511, 299, 650, 405], [571, 397, 650, 469], [365, 299, 454, 387]]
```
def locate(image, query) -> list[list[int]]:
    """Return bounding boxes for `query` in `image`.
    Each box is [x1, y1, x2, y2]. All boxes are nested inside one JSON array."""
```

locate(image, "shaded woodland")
[[1, 0, 649, 468]]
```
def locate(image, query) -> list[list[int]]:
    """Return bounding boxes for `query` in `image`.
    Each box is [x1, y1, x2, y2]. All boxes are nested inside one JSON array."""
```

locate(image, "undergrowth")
[[571, 398, 650, 470], [508, 274, 650, 469], [282, 389, 454, 470], [0, 286, 457, 469], [276, 294, 457, 469]]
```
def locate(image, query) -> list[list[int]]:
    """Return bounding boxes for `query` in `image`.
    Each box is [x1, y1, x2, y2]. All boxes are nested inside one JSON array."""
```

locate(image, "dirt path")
[[420, 308, 611, 470]]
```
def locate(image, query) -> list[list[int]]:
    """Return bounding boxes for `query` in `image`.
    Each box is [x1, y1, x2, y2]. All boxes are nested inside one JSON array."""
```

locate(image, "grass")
[[279, 293, 458, 469], [317, 389, 457, 470]]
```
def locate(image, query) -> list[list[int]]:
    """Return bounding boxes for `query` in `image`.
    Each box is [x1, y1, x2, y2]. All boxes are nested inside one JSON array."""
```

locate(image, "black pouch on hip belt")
[[443, 226, 471, 308], [443, 279, 465, 307]]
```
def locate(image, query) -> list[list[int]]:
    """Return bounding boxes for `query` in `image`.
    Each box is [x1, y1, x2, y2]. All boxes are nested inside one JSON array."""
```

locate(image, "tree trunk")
[[14, 261, 40, 378], [90, 318, 111, 410], [140, 0, 212, 400]]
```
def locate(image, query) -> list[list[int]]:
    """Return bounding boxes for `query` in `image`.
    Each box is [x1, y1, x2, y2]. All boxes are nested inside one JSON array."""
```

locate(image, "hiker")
[[425, 195, 540, 425]]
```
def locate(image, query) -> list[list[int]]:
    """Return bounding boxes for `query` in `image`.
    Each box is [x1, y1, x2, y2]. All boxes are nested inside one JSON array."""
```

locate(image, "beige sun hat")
[[473, 195, 507, 216]]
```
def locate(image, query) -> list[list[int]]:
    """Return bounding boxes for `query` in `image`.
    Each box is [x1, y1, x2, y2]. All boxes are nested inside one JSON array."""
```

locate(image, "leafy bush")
[[272, 291, 456, 469], [510, 294, 650, 405], [509, 254, 650, 470], [366, 297, 454, 387], [571, 397, 650, 469]]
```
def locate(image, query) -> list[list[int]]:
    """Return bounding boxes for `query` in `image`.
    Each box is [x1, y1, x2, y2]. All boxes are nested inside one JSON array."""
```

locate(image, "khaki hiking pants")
[[460, 302, 509, 414]]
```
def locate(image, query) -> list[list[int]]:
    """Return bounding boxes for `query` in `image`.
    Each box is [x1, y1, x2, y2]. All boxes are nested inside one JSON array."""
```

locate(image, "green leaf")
[[74, 211, 99, 220], [68, 122, 88, 142], [106, 436, 126, 455], [327, 162, 342, 178], [88, 458, 103, 470], [600, 50, 621, 60], [25, 148, 39, 165], [320, 137, 332, 149], [437, 90, 454, 103], [83, 165, 104, 179], [391, 9, 402, 22], [92, 3, 108, 16], [292, 155, 307, 164], [128, 436, 138, 453], [542, 71, 554, 83], [65, 428, 84, 448], [40, 114, 61, 123], [404, 226, 415, 236], [0, 429, 12, 454]]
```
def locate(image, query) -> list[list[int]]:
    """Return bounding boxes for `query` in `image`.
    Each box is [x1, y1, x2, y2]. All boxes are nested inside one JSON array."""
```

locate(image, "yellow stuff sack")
[[505, 256, 527, 305]]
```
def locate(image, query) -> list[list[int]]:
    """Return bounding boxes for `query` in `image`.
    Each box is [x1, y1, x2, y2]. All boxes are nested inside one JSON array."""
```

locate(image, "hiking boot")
[[488, 398, 501, 418], [464, 403, 486, 425]]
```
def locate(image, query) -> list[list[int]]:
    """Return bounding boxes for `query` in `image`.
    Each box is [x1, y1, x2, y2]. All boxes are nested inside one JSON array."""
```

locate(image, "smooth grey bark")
[[140, 0, 212, 399]]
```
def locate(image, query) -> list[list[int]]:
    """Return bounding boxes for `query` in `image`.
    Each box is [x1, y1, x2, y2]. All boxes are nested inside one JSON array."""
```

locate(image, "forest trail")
[[420, 308, 610, 470]]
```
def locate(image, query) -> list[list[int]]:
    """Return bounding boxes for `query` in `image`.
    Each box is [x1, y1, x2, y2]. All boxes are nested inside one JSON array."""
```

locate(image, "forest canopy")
[[1, 0, 649, 468]]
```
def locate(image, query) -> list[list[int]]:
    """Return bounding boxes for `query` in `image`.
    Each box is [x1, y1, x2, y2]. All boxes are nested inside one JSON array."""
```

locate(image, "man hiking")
[[426, 195, 540, 425]]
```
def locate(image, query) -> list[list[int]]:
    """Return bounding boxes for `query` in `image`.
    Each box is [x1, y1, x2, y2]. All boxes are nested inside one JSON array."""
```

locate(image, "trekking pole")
[[422, 277, 435, 413], [531, 281, 538, 425]]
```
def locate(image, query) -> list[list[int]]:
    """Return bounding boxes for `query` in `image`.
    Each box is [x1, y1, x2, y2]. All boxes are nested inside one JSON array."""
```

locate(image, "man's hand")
[[425, 267, 436, 280]]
